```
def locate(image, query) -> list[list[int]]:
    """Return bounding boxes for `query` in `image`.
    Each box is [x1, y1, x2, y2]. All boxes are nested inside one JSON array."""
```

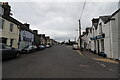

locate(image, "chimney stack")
[[91, 18, 99, 26], [24, 23, 30, 29], [33, 30, 38, 34], [2, 2, 11, 16]]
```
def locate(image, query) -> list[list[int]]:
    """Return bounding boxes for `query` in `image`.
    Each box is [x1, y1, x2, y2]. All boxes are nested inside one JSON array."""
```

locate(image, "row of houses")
[[0, 2, 58, 50], [79, 8, 120, 60]]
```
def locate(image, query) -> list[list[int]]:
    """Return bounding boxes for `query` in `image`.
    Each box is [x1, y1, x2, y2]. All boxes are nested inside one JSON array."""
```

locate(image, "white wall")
[[118, 9, 120, 60], [0, 5, 3, 15], [110, 11, 119, 59], [103, 21, 112, 58]]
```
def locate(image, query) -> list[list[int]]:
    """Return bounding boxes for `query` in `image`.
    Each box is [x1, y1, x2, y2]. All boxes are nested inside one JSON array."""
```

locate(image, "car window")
[[0, 43, 2, 49], [4, 45, 12, 49], [28, 46, 33, 48], [33, 46, 37, 48]]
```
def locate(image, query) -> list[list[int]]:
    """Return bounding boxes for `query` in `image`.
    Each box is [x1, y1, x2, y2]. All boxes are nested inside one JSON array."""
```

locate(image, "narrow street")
[[2, 45, 118, 78]]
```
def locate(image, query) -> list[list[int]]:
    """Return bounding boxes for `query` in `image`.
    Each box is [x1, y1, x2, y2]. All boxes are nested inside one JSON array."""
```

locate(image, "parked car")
[[32, 45, 37, 51], [46, 45, 50, 48], [21, 45, 38, 53], [38, 45, 45, 50], [0, 43, 20, 60], [72, 44, 79, 50], [21, 45, 33, 53], [49, 44, 52, 47]]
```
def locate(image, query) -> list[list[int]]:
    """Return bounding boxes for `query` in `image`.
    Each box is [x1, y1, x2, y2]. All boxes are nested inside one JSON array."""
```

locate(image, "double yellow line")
[[76, 50, 118, 64], [92, 58, 118, 64]]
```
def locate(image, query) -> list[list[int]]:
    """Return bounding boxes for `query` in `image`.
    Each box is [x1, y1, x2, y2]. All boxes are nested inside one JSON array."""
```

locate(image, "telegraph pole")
[[78, 19, 81, 50]]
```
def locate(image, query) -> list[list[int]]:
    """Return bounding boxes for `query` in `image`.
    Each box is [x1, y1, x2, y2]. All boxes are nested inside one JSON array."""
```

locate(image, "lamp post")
[[78, 19, 81, 50]]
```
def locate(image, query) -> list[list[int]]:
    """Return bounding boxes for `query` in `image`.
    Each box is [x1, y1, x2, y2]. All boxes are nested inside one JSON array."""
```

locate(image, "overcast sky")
[[8, 1, 119, 42]]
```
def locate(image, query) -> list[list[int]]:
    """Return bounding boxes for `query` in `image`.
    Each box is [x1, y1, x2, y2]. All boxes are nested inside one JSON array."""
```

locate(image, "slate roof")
[[2, 15, 37, 35], [99, 8, 120, 24], [2, 15, 22, 27], [99, 15, 111, 24], [111, 8, 120, 17]]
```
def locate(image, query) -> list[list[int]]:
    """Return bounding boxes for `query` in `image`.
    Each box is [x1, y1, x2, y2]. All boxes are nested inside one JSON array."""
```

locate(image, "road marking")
[[80, 64, 88, 68], [77, 50, 83, 56], [100, 63, 106, 67], [92, 58, 118, 64], [109, 69, 115, 72]]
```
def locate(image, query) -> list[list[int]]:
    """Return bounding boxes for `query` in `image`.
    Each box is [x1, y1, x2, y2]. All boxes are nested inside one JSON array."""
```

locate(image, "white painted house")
[[99, 9, 120, 59], [81, 9, 120, 60], [106, 9, 120, 59], [90, 18, 99, 53]]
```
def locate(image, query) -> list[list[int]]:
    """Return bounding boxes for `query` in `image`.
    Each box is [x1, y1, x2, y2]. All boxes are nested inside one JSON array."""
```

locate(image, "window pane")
[[10, 23, 13, 32], [0, 18, 2, 29], [0, 44, 2, 49], [1, 19, 5, 29], [4, 45, 11, 49], [10, 39, 13, 47], [101, 39, 104, 51]]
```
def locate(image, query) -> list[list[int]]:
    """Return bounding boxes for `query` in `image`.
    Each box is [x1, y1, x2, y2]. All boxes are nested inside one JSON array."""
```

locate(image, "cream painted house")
[[0, 2, 21, 48], [0, 16, 21, 48]]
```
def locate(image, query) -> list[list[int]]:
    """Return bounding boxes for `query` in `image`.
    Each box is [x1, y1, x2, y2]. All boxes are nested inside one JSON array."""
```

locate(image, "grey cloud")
[[9, 2, 118, 42]]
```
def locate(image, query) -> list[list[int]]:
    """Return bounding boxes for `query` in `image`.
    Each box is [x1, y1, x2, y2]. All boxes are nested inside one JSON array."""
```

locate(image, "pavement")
[[2, 45, 119, 78], [80, 50, 119, 64]]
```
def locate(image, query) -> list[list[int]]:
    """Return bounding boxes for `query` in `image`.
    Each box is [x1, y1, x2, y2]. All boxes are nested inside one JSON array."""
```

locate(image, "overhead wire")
[[79, 0, 86, 19]]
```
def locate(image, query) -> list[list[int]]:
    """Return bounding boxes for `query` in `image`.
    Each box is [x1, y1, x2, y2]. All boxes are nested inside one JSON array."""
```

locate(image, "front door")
[[97, 40, 100, 54]]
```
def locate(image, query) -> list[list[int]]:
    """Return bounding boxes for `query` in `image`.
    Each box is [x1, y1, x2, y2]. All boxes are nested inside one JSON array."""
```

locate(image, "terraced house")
[[0, 2, 21, 48], [18, 23, 35, 49], [81, 8, 120, 60]]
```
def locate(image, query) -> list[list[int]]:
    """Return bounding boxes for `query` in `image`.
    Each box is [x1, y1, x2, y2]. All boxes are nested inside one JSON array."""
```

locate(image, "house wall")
[[0, 5, 3, 15], [86, 30, 91, 50], [0, 17, 20, 48], [91, 40, 94, 51], [110, 11, 119, 59], [90, 27, 94, 51], [103, 22, 111, 58], [19, 30, 34, 49], [118, 8, 120, 60], [34, 35, 40, 46], [97, 19, 104, 54], [40, 36, 46, 45]]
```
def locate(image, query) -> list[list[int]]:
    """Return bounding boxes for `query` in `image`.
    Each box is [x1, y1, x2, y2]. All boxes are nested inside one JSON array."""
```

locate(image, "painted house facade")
[[39, 34, 46, 45], [46, 36, 50, 45], [90, 18, 99, 53], [81, 9, 120, 60], [19, 24, 34, 49], [0, 2, 21, 48], [106, 9, 120, 59], [33, 30, 41, 47]]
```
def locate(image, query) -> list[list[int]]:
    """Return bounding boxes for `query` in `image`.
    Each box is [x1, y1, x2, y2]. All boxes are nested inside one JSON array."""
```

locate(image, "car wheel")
[[16, 53, 20, 58], [27, 50, 30, 53]]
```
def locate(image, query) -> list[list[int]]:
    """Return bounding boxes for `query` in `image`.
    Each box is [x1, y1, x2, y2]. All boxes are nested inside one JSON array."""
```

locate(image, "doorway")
[[97, 40, 100, 54]]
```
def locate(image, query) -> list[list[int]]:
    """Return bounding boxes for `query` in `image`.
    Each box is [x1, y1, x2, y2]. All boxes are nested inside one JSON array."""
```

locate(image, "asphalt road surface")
[[2, 45, 118, 78]]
